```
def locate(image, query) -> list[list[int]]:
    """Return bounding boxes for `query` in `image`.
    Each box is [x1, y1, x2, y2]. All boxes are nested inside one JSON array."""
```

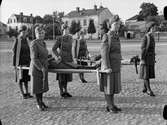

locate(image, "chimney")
[[94, 5, 97, 10], [99, 5, 103, 9], [30, 14, 33, 23], [76, 7, 80, 12], [20, 12, 23, 23], [20, 12, 23, 16]]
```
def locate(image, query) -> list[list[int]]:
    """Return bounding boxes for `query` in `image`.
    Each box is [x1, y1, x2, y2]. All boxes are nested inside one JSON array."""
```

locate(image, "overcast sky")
[[1, 0, 167, 23]]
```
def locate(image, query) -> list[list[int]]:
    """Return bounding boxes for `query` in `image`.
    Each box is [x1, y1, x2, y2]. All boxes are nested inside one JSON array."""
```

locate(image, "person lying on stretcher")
[[47, 54, 99, 70]]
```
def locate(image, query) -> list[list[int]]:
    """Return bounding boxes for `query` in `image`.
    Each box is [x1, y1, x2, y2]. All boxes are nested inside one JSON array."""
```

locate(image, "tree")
[[7, 27, 18, 38], [57, 12, 64, 23], [118, 21, 127, 37], [137, 2, 158, 21], [87, 19, 96, 39], [43, 14, 53, 24], [69, 20, 77, 35], [34, 15, 43, 23], [76, 21, 81, 33], [44, 23, 61, 39]]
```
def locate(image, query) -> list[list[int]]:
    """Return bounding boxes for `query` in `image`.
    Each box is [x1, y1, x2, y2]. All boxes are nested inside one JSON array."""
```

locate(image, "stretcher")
[[16, 66, 110, 85], [16, 55, 140, 85]]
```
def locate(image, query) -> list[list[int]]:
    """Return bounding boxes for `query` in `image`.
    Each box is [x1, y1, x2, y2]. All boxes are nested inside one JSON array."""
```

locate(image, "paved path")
[[0, 41, 167, 125]]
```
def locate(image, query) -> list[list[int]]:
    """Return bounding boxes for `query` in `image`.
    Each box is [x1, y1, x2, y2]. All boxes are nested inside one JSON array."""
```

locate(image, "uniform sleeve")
[[52, 37, 61, 58], [72, 39, 77, 59], [30, 41, 43, 70], [100, 34, 110, 70], [141, 36, 147, 60], [85, 40, 89, 56], [12, 39, 18, 66]]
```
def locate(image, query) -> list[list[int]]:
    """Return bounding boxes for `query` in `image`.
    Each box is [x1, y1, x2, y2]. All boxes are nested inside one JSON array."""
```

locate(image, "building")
[[62, 5, 114, 39], [7, 12, 34, 31], [0, 21, 7, 38], [125, 15, 148, 39]]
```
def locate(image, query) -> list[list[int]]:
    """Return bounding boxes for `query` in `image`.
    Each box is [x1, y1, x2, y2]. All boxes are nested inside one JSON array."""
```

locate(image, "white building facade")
[[62, 5, 114, 39], [7, 12, 33, 31]]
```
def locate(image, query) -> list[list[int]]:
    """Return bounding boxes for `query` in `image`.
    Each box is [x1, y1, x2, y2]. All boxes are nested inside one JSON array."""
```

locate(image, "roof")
[[9, 14, 33, 23], [0, 21, 7, 27], [64, 7, 107, 18], [126, 15, 138, 21]]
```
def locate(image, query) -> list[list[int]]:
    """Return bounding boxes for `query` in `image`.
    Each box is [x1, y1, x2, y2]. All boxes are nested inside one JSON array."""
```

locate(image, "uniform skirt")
[[20, 69, 30, 82], [100, 72, 121, 95], [31, 72, 49, 94], [139, 64, 155, 80], [56, 73, 72, 83]]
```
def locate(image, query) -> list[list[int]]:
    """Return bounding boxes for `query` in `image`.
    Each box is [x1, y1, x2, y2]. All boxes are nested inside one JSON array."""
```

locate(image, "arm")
[[85, 40, 89, 57], [100, 34, 110, 70], [141, 36, 147, 61], [12, 39, 18, 66], [72, 39, 77, 60], [30, 41, 43, 71], [52, 37, 61, 61]]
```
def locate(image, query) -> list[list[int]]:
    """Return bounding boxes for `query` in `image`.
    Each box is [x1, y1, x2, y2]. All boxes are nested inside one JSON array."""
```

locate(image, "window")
[[65, 21, 68, 26], [23, 17, 27, 23], [8, 19, 10, 24], [9, 19, 12, 23], [83, 19, 87, 26], [84, 29, 87, 34]]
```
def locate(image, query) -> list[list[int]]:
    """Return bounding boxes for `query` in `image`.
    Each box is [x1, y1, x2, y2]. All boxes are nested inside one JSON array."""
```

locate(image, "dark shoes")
[[37, 104, 45, 111], [106, 105, 122, 113], [42, 102, 49, 109], [147, 91, 155, 97], [142, 89, 155, 97], [37, 102, 48, 111], [23, 93, 33, 99], [142, 88, 147, 93], [61, 92, 72, 98]]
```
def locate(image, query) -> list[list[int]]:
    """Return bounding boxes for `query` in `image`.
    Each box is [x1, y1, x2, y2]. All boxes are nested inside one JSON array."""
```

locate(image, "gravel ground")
[[0, 40, 167, 125]]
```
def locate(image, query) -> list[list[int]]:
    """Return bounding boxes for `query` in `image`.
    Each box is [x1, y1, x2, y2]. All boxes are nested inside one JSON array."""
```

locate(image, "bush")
[[7, 28, 18, 38]]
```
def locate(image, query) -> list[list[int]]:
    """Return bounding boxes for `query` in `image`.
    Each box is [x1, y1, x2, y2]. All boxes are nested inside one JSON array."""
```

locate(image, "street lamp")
[[53, 11, 56, 40]]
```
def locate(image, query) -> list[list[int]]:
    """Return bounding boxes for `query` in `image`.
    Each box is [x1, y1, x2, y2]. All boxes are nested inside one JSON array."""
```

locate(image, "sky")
[[0, 0, 167, 24]]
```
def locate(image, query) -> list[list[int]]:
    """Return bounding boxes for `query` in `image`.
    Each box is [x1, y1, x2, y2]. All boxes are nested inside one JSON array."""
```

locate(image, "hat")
[[62, 23, 69, 30], [79, 30, 84, 35], [110, 15, 120, 25], [19, 25, 27, 32], [35, 25, 45, 34], [113, 15, 120, 22], [100, 20, 109, 33]]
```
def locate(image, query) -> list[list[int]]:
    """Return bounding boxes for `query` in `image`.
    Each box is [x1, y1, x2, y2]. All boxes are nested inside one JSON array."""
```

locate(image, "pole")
[[53, 16, 55, 40], [53, 12, 56, 40], [32, 25, 34, 40]]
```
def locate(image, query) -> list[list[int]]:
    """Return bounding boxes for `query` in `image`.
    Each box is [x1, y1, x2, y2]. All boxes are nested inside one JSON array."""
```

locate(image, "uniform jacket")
[[12, 36, 30, 82], [100, 33, 110, 70], [72, 38, 88, 59], [101, 31, 121, 72], [52, 35, 73, 62], [29, 39, 48, 77], [141, 33, 155, 66], [12, 37, 30, 67]]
